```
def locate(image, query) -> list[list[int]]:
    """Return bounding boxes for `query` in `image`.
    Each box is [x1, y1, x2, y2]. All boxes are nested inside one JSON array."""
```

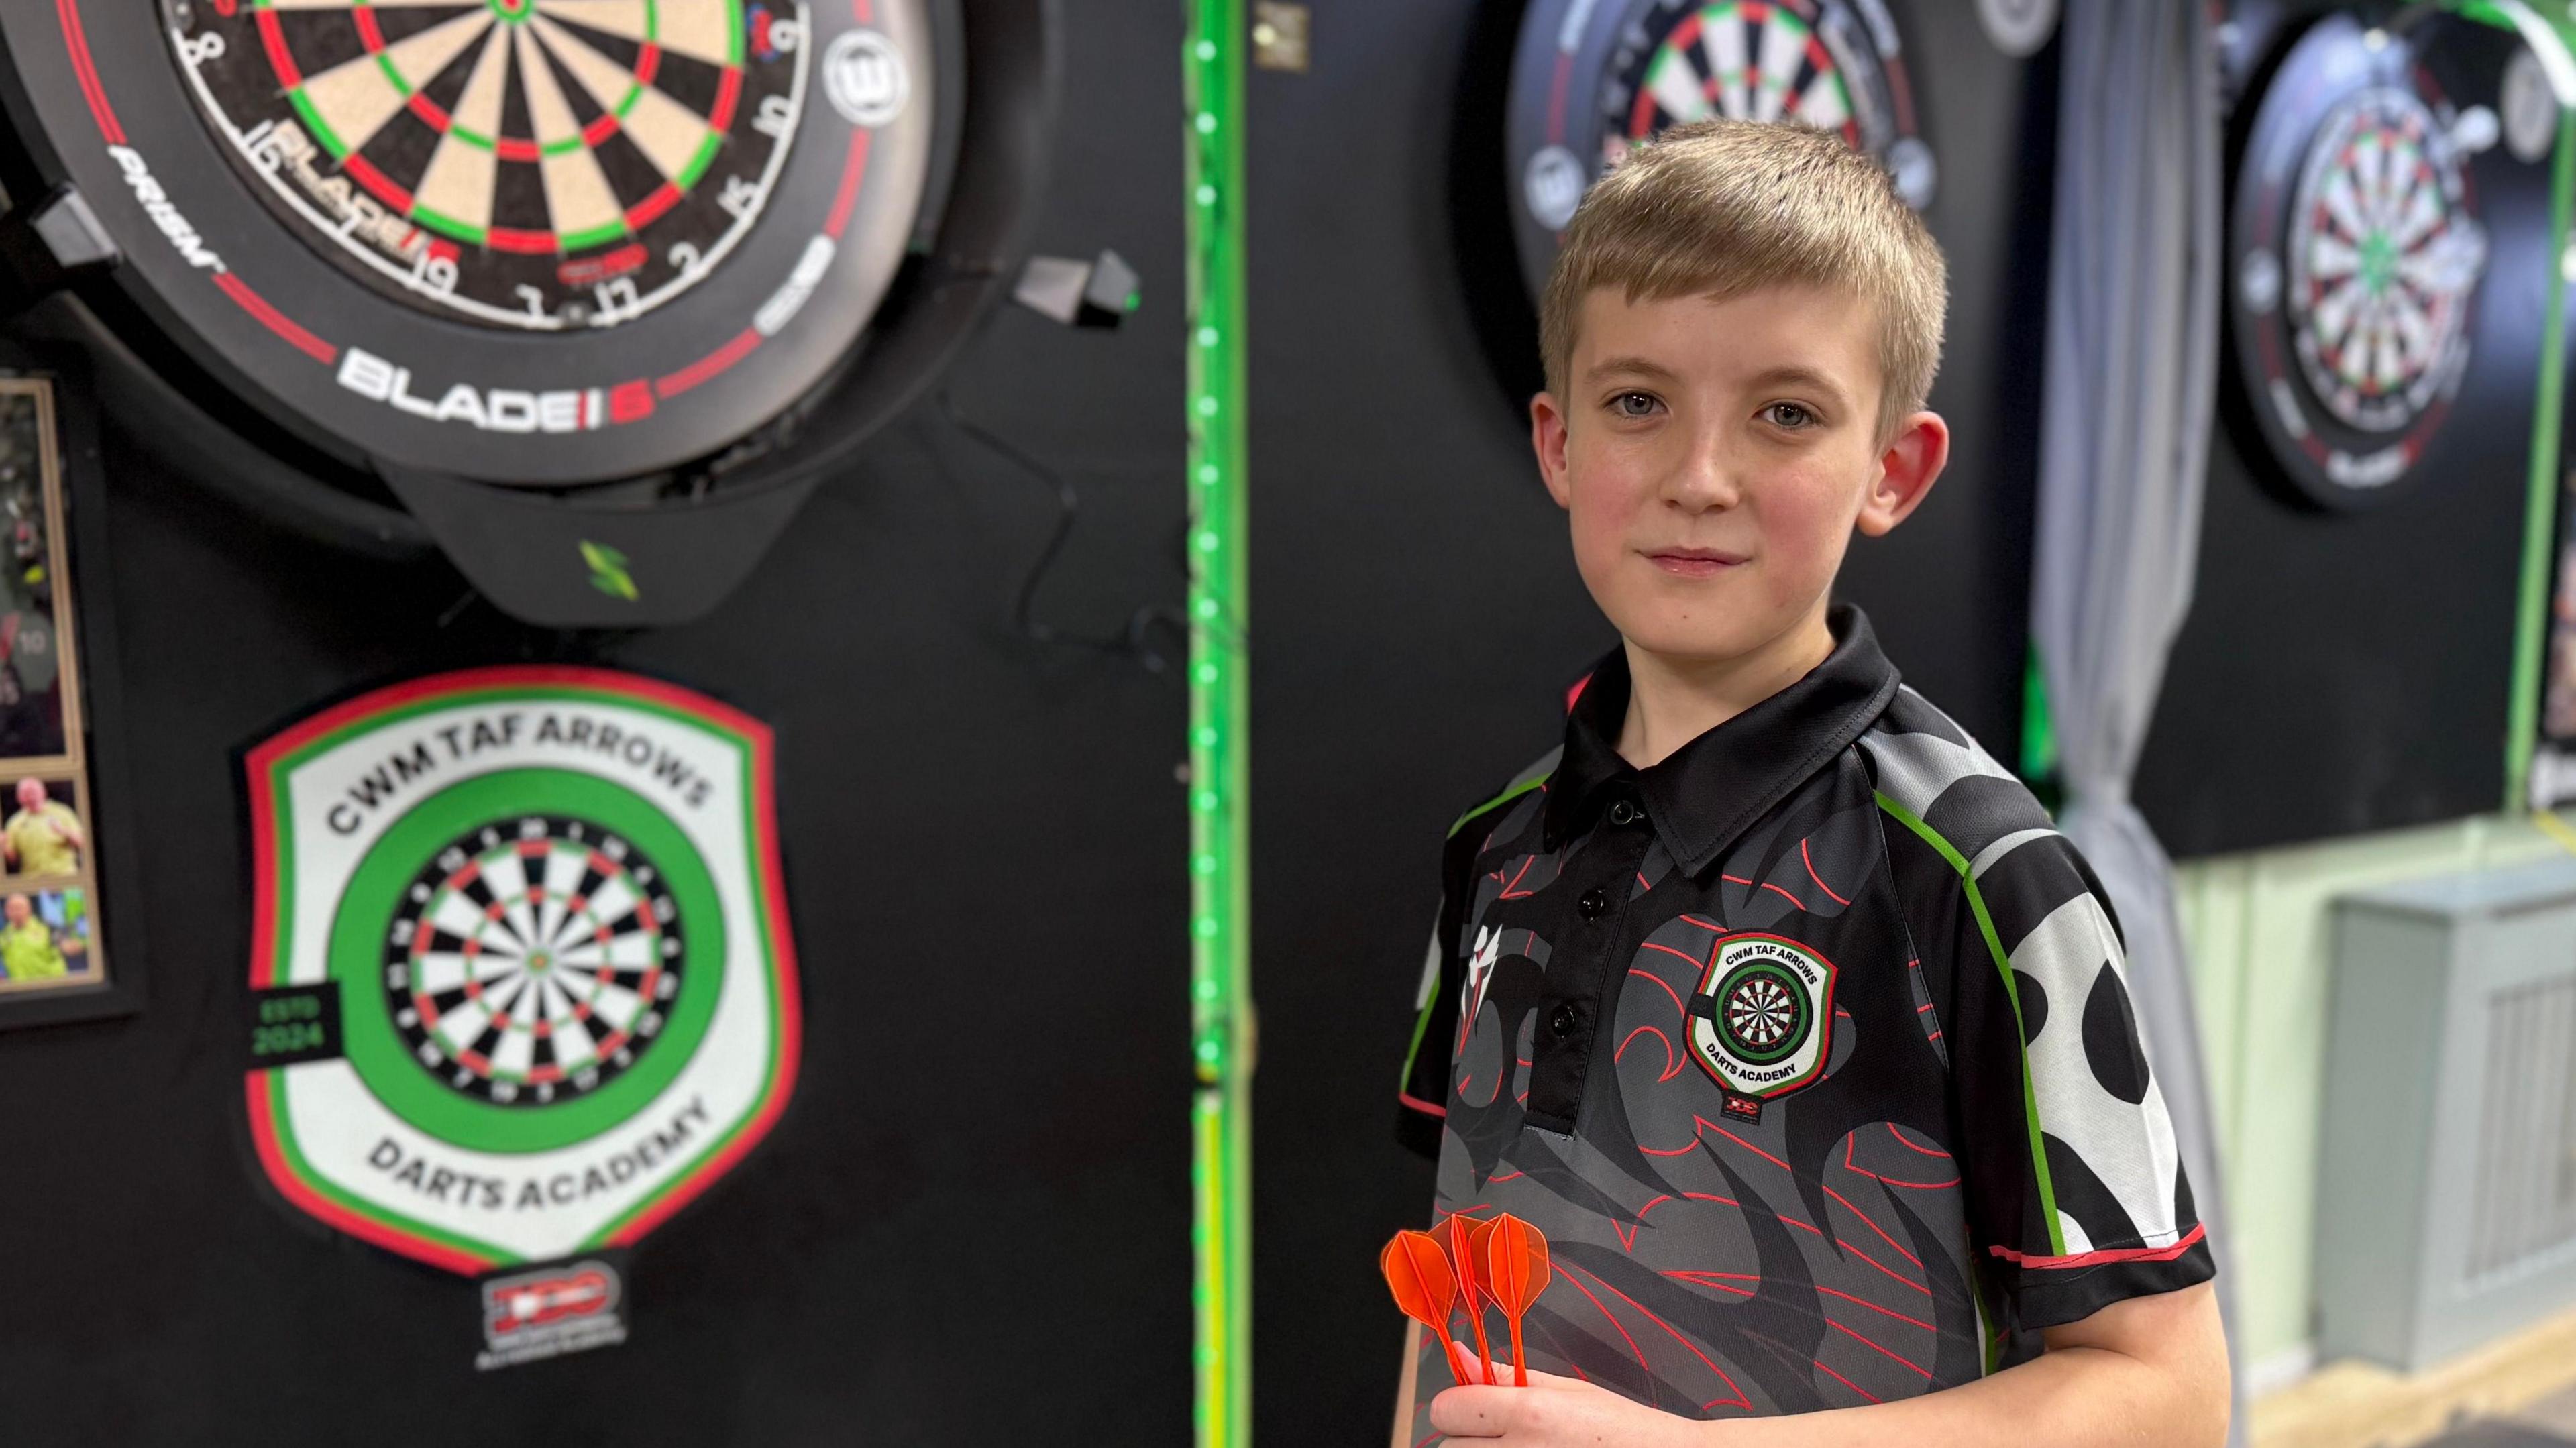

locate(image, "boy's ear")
[[1529, 391, 1574, 512], [1856, 410, 1949, 537]]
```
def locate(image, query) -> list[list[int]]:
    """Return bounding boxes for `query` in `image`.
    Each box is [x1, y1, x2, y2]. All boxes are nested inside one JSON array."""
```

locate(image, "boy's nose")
[[1664, 440, 1745, 510]]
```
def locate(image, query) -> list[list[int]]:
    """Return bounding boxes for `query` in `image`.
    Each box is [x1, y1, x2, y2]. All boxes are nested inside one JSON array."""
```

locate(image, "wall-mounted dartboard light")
[[1501, 0, 1935, 305], [0, 0, 1055, 627]]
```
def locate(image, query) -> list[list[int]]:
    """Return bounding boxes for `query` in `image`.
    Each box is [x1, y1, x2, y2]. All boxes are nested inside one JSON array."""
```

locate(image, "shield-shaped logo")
[[242, 667, 799, 1274], [1685, 933, 1835, 1100]]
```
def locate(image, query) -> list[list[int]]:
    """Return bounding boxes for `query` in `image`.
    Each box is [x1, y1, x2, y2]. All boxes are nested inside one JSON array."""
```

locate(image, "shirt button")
[[1609, 800, 1640, 826], [1550, 1004, 1578, 1038], [1577, 888, 1607, 919]]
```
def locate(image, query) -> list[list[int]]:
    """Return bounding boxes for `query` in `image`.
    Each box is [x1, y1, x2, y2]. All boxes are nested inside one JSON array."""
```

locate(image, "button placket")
[[1523, 798, 1655, 1131]]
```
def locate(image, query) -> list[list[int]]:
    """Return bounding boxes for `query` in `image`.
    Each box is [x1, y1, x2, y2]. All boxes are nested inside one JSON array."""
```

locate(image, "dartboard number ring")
[[168, 1, 812, 333], [384, 812, 685, 1107]]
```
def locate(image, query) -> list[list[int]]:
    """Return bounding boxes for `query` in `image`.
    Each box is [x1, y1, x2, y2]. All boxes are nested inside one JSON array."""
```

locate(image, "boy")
[[1392, 121, 2224, 1445]]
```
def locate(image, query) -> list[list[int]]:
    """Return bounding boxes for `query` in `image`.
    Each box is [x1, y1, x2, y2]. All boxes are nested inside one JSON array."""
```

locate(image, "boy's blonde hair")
[[1539, 119, 1947, 441]]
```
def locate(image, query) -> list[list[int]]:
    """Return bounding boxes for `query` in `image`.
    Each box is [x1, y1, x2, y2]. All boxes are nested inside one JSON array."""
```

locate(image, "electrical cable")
[[934, 386, 1194, 673]]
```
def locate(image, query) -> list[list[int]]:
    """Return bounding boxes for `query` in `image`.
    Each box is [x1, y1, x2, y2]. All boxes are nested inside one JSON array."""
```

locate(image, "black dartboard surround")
[[1501, 0, 1932, 303], [0, 1, 941, 488], [2224, 14, 2492, 510]]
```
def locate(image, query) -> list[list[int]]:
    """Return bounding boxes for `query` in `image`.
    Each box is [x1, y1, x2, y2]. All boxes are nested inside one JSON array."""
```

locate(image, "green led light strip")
[[1183, 4, 1252, 1445], [2504, 99, 2571, 812], [2468, 0, 2576, 812]]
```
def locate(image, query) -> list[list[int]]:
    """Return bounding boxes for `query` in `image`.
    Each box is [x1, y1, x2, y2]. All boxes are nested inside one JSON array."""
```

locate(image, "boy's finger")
[[1517, 1363, 1586, 1391], [1425, 1385, 1515, 1437], [1453, 1339, 1583, 1391]]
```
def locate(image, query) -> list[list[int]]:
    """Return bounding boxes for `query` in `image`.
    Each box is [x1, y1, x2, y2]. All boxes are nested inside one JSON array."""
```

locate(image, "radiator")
[[2322, 858, 2576, 1371]]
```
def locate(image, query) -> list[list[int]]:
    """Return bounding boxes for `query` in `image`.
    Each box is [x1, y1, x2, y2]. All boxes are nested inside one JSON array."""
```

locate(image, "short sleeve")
[[1884, 814, 2214, 1333]]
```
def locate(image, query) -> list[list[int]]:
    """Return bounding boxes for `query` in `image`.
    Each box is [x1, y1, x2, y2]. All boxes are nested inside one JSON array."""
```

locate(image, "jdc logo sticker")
[[478, 1256, 627, 1371], [1684, 934, 1837, 1099]]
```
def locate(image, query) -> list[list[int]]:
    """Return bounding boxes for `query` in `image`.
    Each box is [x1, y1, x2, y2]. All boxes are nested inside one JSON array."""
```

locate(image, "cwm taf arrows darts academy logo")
[[1684, 933, 1836, 1101], [242, 667, 800, 1275]]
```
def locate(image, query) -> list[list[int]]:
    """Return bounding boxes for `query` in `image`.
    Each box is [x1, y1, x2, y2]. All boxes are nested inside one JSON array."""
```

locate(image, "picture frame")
[[0, 351, 144, 1028]]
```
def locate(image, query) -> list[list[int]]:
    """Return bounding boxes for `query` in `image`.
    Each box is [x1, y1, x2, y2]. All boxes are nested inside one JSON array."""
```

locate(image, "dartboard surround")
[[2225, 15, 2493, 508], [0, 1, 938, 485]]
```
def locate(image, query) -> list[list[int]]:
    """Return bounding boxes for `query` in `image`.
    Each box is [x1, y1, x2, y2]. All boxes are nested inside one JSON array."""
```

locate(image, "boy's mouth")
[[1642, 546, 1748, 579]]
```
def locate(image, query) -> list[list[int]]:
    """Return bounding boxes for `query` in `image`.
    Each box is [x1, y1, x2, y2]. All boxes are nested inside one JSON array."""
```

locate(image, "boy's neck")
[[1615, 603, 1837, 769]]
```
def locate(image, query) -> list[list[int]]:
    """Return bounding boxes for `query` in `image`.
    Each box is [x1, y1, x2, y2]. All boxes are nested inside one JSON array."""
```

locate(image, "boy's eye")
[[1763, 402, 1817, 429], [1611, 392, 1662, 418]]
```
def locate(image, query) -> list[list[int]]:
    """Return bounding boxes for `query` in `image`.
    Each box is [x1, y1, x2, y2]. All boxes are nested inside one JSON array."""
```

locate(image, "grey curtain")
[[2031, 1, 2241, 1439]]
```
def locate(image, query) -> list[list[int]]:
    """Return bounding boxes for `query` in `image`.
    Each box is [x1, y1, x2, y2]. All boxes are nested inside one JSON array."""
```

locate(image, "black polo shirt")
[[1397, 606, 2212, 1424]]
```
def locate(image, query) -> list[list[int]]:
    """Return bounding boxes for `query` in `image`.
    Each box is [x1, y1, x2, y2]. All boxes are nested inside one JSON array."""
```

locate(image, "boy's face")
[[1530, 284, 1946, 669]]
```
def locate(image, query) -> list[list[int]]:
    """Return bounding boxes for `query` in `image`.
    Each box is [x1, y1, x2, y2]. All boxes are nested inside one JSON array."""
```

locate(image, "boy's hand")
[[1428, 1349, 1718, 1445]]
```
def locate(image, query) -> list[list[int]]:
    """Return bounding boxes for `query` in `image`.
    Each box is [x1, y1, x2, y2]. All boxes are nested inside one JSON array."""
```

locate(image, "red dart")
[[1464, 1217, 1505, 1378], [1466, 1215, 1500, 1302], [1481, 1213, 1552, 1387], [1440, 1213, 1499, 1386], [1380, 1231, 1475, 1386]]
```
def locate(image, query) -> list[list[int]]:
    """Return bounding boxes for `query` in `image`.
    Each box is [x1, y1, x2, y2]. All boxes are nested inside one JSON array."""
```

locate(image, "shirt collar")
[[1542, 604, 1900, 875]]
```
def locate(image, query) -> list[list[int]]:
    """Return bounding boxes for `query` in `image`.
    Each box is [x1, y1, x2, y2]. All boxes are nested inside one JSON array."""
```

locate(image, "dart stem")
[[1462, 1299, 1498, 1386], [1509, 1319, 1527, 1388], [1440, 1333, 1474, 1387]]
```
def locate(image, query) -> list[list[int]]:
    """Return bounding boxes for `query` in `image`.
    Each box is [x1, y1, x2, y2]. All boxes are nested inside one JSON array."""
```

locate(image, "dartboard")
[[2286, 91, 2481, 432], [174, 2, 808, 333], [0, 0, 941, 486], [2227, 16, 2493, 508], [383, 814, 684, 1106], [1503, 0, 1930, 300], [1715, 959, 1809, 1064]]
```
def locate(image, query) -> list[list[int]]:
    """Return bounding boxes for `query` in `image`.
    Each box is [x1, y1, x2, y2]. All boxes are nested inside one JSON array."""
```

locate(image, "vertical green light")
[[2487, 3, 2576, 812], [2506, 101, 2571, 811], [1183, 3, 1252, 1445]]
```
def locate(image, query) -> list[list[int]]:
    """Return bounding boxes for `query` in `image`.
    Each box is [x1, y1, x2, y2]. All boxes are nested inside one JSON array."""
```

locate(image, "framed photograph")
[[0, 362, 140, 1026]]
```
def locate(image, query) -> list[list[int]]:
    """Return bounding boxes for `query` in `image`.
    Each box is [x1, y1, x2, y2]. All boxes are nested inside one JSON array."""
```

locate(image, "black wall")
[[0, 4, 1194, 1442], [1244, 5, 2055, 1441], [1, 2, 2063, 1443], [2140, 9, 2548, 856]]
